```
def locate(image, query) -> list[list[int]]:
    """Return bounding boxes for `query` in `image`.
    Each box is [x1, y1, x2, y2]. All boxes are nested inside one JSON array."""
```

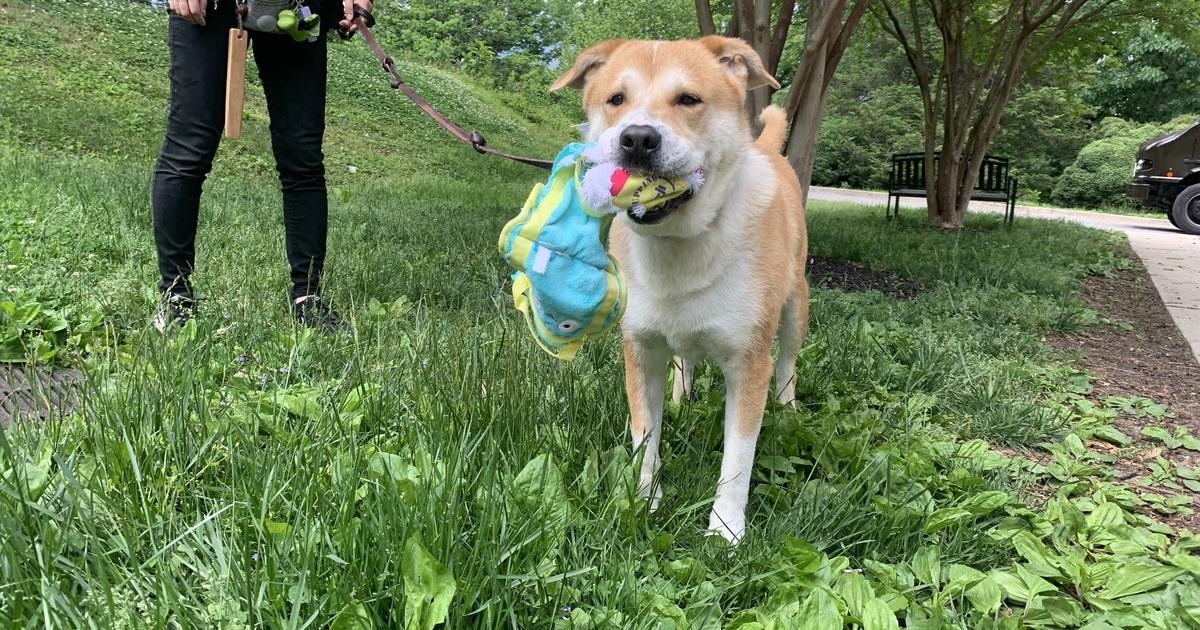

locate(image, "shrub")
[[1051, 114, 1198, 209]]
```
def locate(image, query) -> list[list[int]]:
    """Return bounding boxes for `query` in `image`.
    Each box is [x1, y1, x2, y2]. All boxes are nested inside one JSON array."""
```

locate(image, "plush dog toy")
[[499, 143, 703, 359], [578, 146, 704, 219]]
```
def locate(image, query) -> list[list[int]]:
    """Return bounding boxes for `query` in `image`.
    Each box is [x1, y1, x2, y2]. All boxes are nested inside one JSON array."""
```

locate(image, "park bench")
[[887, 153, 1018, 224]]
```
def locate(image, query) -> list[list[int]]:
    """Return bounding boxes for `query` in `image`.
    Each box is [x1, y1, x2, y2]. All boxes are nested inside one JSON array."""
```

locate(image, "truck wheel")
[[1171, 184, 1200, 235], [1169, 211, 1180, 228]]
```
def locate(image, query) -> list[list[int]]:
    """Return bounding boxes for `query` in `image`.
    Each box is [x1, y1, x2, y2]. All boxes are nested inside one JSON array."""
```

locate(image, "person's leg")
[[151, 1, 235, 300], [250, 29, 330, 301]]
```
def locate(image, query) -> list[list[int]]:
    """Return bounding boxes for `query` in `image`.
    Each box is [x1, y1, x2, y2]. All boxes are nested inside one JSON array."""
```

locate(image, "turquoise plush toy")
[[499, 143, 703, 360]]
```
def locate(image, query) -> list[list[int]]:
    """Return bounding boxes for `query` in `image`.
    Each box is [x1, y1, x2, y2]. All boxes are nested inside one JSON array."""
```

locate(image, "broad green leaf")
[[1087, 503, 1125, 530], [912, 545, 941, 587], [878, 591, 909, 614], [511, 454, 569, 533], [1098, 563, 1185, 600], [1025, 595, 1085, 626], [925, 507, 972, 533], [796, 588, 841, 630], [264, 520, 291, 537], [944, 564, 985, 594], [1169, 552, 1200, 576], [781, 538, 823, 576], [331, 601, 375, 630], [836, 572, 874, 617], [1089, 425, 1132, 447], [402, 536, 456, 630], [956, 439, 990, 459], [11, 443, 53, 500], [966, 576, 1002, 613], [757, 454, 796, 473], [1141, 426, 1179, 449], [369, 452, 422, 501], [1012, 531, 1062, 578], [991, 569, 1030, 603], [958, 491, 1009, 516], [860, 598, 899, 630], [646, 594, 687, 629], [1061, 499, 1088, 540], [1015, 564, 1057, 600]]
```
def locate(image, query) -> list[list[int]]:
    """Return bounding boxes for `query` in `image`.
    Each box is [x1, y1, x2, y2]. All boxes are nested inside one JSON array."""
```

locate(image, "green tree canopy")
[[1084, 23, 1200, 123]]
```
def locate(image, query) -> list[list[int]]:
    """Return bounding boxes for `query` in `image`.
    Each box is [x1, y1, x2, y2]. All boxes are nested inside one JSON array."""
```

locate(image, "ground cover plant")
[[1, 0, 1198, 627]]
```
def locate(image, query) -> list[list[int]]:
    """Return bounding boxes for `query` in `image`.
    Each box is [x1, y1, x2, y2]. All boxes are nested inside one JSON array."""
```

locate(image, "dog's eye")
[[677, 93, 702, 106], [607, 92, 625, 106]]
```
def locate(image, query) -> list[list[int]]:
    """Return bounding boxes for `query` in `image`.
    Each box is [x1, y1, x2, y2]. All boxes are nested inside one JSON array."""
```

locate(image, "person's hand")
[[340, 0, 373, 35], [169, 0, 207, 26]]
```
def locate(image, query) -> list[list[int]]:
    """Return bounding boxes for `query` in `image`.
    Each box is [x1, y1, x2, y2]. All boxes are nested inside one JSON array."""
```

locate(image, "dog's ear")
[[550, 40, 627, 92], [699, 36, 780, 91]]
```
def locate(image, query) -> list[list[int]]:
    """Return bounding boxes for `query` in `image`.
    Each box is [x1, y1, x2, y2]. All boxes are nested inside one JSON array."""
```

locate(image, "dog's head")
[[551, 37, 779, 235]]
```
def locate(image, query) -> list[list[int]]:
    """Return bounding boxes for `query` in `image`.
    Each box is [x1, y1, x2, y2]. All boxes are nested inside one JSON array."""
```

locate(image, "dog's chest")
[[623, 242, 760, 362]]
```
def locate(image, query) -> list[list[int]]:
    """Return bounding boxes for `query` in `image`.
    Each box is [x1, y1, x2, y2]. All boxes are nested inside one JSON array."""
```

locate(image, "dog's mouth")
[[626, 190, 693, 225]]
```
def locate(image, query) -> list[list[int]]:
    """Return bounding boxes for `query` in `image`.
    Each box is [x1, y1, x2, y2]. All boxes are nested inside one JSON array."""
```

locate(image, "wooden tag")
[[224, 28, 248, 139]]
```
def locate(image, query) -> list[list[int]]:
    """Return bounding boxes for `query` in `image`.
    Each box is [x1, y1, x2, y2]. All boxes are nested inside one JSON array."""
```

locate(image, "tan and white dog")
[[551, 37, 810, 543]]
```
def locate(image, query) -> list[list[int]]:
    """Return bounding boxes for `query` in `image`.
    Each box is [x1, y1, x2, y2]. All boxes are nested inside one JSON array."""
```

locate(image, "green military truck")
[[1129, 119, 1200, 234]]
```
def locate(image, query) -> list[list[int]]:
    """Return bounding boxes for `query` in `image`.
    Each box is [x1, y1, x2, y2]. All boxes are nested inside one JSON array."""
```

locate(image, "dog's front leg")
[[624, 335, 672, 511], [708, 352, 772, 543]]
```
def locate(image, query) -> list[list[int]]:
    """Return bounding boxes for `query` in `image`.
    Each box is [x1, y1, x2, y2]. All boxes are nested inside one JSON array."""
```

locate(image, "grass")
[[2, 0, 1199, 628]]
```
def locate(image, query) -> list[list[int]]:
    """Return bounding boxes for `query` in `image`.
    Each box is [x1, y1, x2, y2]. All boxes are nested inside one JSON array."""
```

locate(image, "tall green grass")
[[2, 0, 1192, 627]]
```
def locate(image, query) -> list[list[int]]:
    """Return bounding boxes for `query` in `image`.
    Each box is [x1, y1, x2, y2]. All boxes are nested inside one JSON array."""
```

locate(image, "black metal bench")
[[887, 153, 1018, 224]]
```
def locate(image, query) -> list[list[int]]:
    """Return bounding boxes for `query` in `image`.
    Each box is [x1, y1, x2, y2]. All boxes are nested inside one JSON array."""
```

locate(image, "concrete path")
[[809, 186, 1200, 364]]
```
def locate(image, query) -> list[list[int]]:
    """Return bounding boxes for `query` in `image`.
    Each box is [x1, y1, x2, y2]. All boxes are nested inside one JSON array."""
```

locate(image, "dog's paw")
[[706, 512, 745, 545]]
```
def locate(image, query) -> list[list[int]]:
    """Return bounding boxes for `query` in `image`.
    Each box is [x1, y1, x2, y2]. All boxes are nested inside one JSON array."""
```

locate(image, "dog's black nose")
[[619, 125, 662, 162]]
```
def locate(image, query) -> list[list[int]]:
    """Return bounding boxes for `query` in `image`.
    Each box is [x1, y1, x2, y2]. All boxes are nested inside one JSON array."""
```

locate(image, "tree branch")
[[822, 0, 870, 92], [695, 0, 717, 36], [768, 0, 797, 75]]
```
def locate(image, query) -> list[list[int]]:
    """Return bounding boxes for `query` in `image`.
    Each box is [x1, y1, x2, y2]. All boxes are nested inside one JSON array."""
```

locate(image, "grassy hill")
[[0, 0, 573, 180], [3, 1, 1199, 628]]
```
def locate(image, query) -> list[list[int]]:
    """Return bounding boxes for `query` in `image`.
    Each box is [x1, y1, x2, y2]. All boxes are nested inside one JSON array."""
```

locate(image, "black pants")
[[152, 1, 332, 300]]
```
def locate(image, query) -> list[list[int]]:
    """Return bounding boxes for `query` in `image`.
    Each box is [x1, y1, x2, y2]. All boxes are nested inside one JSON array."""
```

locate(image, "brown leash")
[[343, 8, 553, 170]]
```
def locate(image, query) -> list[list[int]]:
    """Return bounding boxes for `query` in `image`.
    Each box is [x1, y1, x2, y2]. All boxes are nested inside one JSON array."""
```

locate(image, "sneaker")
[[154, 293, 196, 332], [292, 295, 347, 333]]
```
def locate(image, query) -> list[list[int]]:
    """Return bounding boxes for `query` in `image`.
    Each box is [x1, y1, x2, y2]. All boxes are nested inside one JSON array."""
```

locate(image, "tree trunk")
[[783, 0, 868, 204], [693, 0, 867, 203], [782, 7, 831, 203], [878, 0, 1114, 228], [740, 0, 775, 124]]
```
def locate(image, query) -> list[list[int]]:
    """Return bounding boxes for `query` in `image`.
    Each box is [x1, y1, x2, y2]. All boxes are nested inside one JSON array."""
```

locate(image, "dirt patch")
[[808, 256, 925, 299], [1048, 246, 1200, 531]]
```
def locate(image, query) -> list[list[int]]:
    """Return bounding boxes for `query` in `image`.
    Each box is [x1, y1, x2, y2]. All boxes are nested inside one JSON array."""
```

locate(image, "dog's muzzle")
[[619, 125, 662, 172]]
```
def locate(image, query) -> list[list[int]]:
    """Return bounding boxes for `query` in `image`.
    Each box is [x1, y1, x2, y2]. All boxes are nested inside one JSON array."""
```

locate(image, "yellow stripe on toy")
[[499, 143, 703, 360]]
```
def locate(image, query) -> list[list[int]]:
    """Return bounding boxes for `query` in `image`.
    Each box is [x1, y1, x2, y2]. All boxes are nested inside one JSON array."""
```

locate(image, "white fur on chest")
[[621, 151, 776, 363]]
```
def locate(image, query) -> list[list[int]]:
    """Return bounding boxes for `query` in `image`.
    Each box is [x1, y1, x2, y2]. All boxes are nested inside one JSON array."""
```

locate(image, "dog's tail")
[[754, 106, 789, 154]]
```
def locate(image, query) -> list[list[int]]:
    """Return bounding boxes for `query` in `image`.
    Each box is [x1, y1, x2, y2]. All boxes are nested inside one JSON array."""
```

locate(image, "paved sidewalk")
[[809, 186, 1200, 364]]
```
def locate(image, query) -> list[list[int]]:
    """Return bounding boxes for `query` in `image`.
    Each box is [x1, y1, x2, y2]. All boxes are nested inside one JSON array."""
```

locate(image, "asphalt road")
[[809, 186, 1200, 364]]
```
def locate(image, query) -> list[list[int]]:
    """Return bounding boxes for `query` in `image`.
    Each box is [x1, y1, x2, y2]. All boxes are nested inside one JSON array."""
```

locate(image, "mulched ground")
[[1048, 245, 1200, 531], [808, 256, 925, 299], [0, 365, 81, 428]]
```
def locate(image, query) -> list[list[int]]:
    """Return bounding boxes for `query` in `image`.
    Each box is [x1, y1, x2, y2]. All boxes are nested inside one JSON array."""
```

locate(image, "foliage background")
[[367, 0, 1200, 209]]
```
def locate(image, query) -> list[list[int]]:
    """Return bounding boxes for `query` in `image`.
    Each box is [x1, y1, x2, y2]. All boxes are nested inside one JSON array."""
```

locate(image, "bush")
[[812, 85, 925, 190], [991, 87, 1091, 202], [1051, 114, 1197, 209]]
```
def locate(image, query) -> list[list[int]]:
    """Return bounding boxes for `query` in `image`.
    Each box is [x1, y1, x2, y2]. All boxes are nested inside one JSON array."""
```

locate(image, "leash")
[[340, 8, 553, 170]]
